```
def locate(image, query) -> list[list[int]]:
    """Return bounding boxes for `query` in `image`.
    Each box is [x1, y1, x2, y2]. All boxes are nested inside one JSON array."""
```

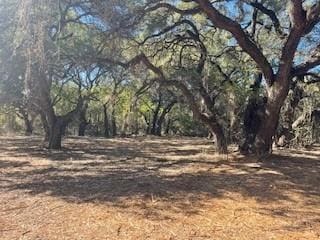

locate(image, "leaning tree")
[[141, 0, 320, 155]]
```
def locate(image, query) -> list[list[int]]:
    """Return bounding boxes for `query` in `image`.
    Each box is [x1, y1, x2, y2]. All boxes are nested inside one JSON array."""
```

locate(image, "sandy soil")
[[0, 136, 319, 240]]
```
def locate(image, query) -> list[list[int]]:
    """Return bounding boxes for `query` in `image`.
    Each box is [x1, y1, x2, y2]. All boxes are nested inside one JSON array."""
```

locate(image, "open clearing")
[[0, 136, 319, 240]]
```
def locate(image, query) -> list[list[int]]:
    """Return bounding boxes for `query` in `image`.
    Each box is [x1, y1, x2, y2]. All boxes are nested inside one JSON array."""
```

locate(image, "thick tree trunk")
[[240, 97, 266, 154], [239, 74, 264, 154], [208, 121, 227, 154], [254, 105, 280, 155], [216, 132, 228, 154], [48, 117, 67, 150], [78, 122, 88, 136], [254, 80, 290, 155], [47, 99, 84, 149]]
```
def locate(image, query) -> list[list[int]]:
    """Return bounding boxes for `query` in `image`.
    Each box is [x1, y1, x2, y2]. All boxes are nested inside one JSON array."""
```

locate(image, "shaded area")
[[1, 137, 319, 205], [0, 136, 320, 237]]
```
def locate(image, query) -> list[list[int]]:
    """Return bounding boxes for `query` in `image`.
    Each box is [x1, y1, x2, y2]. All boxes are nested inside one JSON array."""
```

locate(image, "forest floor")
[[0, 136, 319, 240]]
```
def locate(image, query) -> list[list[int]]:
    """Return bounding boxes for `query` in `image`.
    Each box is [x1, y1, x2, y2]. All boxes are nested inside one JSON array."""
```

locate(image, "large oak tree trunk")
[[46, 99, 84, 149], [240, 97, 267, 154], [239, 74, 264, 154], [254, 80, 290, 155], [48, 117, 67, 149], [207, 121, 227, 154], [254, 105, 280, 155]]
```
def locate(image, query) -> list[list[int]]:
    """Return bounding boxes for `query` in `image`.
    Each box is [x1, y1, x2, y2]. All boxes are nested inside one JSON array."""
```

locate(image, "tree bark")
[[47, 98, 84, 149], [208, 121, 228, 154], [17, 107, 33, 136], [103, 104, 110, 138], [155, 100, 176, 136], [276, 81, 304, 147], [163, 80, 228, 154], [24, 117, 33, 136], [78, 121, 88, 136], [165, 118, 171, 135], [78, 106, 89, 136], [311, 109, 320, 143], [39, 111, 49, 141], [111, 107, 117, 136], [150, 98, 161, 135], [48, 117, 67, 149], [254, 80, 290, 155]]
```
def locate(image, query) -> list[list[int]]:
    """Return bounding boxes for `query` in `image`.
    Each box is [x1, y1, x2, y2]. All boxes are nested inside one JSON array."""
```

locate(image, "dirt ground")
[[0, 136, 319, 240]]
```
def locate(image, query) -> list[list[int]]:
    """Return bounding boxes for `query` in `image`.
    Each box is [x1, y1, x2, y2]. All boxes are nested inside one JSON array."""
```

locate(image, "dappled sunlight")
[[0, 136, 319, 239]]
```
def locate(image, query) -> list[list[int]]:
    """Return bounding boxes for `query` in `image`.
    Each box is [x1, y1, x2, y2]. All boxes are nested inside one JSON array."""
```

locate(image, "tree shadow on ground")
[[0, 136, 319, 223]]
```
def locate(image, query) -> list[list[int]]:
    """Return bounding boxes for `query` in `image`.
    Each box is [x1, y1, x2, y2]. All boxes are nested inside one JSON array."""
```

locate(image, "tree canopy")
[[0, 0, 319, 155]]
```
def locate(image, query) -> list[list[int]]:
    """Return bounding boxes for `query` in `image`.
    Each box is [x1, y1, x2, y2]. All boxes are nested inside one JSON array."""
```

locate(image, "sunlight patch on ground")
[[0, 136, 319, 239]]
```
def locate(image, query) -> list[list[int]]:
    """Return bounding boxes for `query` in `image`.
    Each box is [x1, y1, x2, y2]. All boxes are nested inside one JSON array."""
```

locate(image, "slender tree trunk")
[[40, 112, 49, 141], [165, 118, 171, 135], [111, 107, 117, 136], [17, 108, 33, 136], [155, 100, 176, 136], [155, 119, 163, 136], [78, 106, 89, 136], [24, 118, 33, 135], [22, 114, 33, 136], [103, 104, 110, 137], [276, 82, 303, 147], [150, 108, 160, 135], [121, 112, 130, 136], [141, 112, 150, 134]]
